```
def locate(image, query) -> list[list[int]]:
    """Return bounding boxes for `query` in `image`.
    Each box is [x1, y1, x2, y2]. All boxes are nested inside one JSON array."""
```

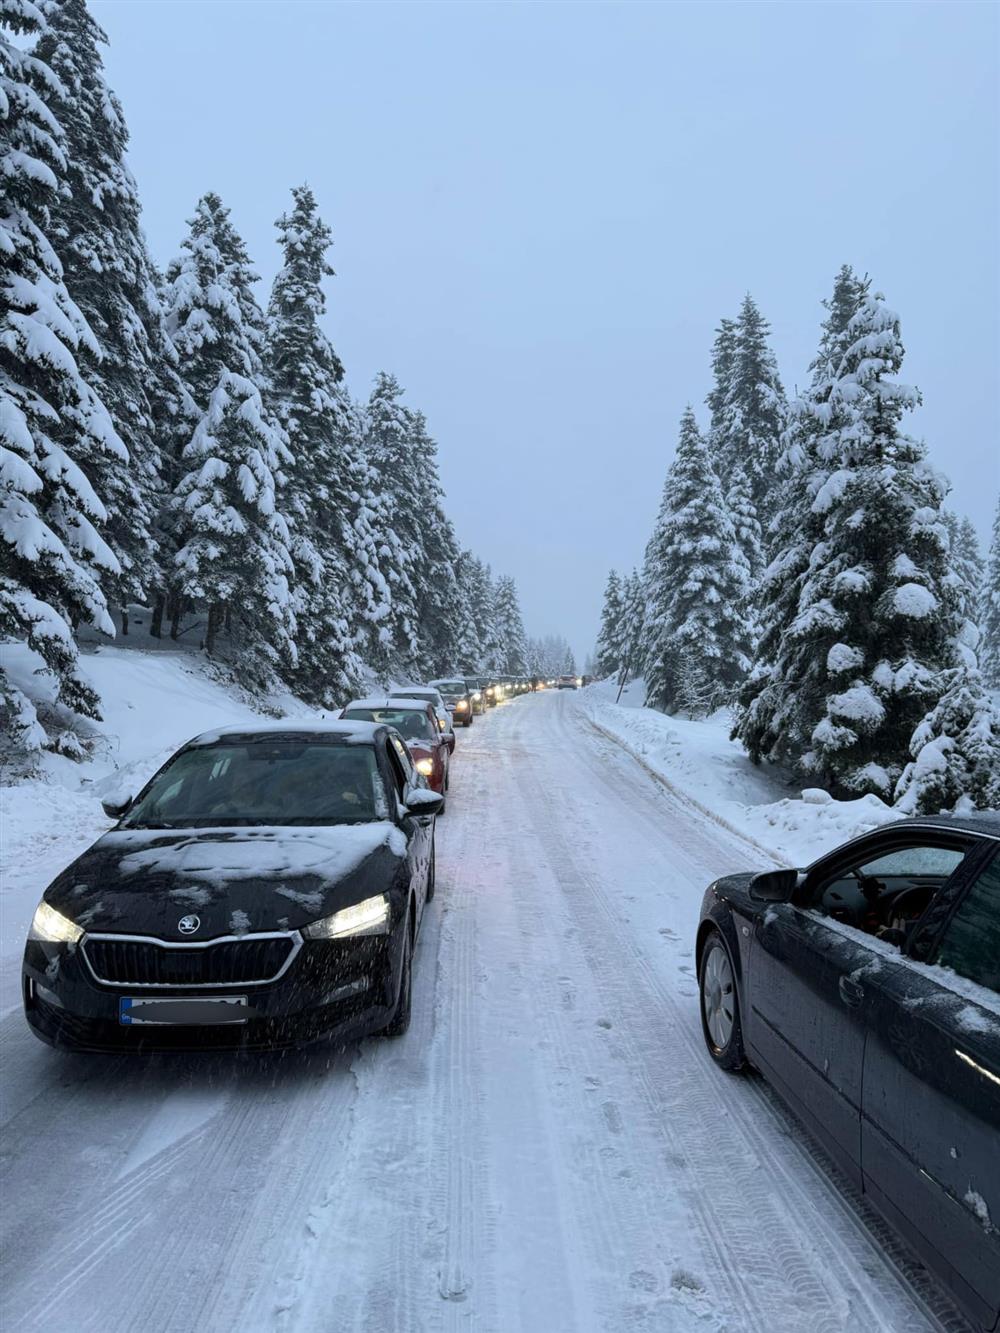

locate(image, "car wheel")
[[382, 918, 413, 1037], [464, 716, 473, 727], [426, 841, 436, 902], [698, 930, 746, 1072]]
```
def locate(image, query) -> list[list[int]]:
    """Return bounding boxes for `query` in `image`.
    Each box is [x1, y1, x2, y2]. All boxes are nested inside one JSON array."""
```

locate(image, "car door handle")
[[838, 977, 864, 1008]]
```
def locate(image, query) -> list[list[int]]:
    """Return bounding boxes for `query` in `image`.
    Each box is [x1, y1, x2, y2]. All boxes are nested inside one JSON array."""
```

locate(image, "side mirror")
[[749, 868, 804, 903], [405, 788, 444, 818], [101, 794, 133, 820]]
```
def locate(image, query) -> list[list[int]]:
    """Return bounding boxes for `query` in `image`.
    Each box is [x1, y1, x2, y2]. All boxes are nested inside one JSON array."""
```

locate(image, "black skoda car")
[[22, 721, 442, 1052], [696, 814, 1000, 1333]]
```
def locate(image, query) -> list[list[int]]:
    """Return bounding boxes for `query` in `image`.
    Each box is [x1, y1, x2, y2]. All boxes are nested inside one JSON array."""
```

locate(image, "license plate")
[[119, 996, 248, 1026]]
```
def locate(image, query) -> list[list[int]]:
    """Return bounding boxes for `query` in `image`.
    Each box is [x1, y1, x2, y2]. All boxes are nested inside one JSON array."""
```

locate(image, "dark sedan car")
[[696, 814, 1000, 1332], [22, 721, 442, 1053]]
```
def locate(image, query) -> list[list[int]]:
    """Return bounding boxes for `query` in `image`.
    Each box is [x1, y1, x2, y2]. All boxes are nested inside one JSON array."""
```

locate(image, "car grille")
[[82, 935, 296, 988]]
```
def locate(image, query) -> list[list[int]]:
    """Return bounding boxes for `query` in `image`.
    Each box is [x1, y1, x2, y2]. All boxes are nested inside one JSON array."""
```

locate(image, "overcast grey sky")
[[93, 0, 998, 665]]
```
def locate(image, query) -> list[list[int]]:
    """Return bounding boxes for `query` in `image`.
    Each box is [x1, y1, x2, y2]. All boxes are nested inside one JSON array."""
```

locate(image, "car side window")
[[808, 841, 968, 939], [932, 854, 1000, 995], [389, 734, 414, 780]]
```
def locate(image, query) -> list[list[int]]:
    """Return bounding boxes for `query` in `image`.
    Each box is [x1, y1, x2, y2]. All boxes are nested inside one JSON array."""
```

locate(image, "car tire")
[[382, 918, 413, 1037], [464, 716, 473, 727], [426, 841, 436, 902], [698, 930, 747, 1072]]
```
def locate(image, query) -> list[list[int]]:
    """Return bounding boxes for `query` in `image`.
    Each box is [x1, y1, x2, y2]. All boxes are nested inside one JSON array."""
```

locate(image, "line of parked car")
[[21, 671, 530, 1053]]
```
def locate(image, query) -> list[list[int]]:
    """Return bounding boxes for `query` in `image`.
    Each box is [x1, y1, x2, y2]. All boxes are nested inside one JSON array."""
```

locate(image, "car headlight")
[[415, 757, 434, 777], [472, 691, 482, 701], [456, 699, 468, 710], [29, 901, 83, 945], [302, 894, 391, 940], [438, 717, 447, 731]]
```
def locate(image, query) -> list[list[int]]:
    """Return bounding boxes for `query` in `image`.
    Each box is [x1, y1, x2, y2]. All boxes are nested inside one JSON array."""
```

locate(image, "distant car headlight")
[[415, 757, 435, 777], [438, 717, 447, 731], [472, 691, 482, 701], [456, 699, 469, 710], [302, 894, 391, 940], [29, 901, 83, 945]]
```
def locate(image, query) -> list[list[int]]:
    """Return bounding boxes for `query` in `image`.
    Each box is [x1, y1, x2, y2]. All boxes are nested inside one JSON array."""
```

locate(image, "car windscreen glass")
[[435, 681, 466, 694], [343, 708, 436, 741], [122, 741, 389, 827]]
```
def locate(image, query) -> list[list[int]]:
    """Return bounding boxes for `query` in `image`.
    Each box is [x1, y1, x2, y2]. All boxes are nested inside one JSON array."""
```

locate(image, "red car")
[[340, 697, 450, 812]]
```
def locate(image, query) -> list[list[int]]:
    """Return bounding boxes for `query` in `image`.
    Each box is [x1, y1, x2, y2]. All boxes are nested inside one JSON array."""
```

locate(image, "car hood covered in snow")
[[44, 822, 409, 939]]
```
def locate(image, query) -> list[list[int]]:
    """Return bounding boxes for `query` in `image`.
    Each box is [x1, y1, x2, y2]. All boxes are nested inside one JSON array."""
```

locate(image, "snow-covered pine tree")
[[560, 643, 577, 676], [766, 290, 960, 798], [36, 0, 173, 631], [1, 0, 126, 752], [363, 372, 421, 674], [725, 463, 764, 585], [264, 185, 390, 700], [895, 667, 1000, 814], [454, 550, 485, 672], [164, 195, 296, 668], [405, 407, 462, 677], [714, 294, 785, 524], [736, 265, 869, 766], [981, 497, 1000, 688], [492, 575, 527, 674], [642, 407, 752, 715], [942, 510, 984, 670], [620, 569, 646, 685], [594, 569, 624, 677], [173, 372, 295, 664]]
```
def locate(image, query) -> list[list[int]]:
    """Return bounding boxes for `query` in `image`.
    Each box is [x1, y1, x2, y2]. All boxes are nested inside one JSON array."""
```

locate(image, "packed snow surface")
[[0, 656, 968, 1331]]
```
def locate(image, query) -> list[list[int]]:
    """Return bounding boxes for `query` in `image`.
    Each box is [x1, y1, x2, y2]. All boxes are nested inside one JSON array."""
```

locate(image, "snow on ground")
[[0, 664, 965, 1333], [576, 678, 898, 868]]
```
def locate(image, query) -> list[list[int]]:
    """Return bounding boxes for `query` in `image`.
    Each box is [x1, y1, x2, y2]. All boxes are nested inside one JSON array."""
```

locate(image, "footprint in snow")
[[596, 1017, 613, 1030], [670, 1269, 704, 1294]]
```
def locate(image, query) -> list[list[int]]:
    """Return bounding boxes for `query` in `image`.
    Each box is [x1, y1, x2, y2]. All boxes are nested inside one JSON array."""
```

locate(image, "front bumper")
[[22, 924, 407, 1053]]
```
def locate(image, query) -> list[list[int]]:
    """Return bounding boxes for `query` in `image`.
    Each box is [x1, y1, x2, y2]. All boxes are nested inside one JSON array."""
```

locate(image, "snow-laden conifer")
[[642, 407, 752, 715], [1, 0, 125, 751], [713, 294, 785, 522], [760, 291, 959, 797], [164, 195, 296, 664], [895, 668, 1000, 813], [173, 372, 295, 664], [492, 575, 527, 674], [405, 407, 462, 676], [725, 464, 764, 585], [594, 569, 624, 678], [36, 0, 172, 626], [264, 185, 386, 698], [942, 510, 984, 670], [363, 372, 422, 674], [736, 266, 869, 765], [981, 497, 1000, 688]]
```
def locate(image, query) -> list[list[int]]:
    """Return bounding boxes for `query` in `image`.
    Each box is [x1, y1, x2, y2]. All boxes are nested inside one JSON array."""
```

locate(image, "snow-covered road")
[[0, 691, 967, 1332]]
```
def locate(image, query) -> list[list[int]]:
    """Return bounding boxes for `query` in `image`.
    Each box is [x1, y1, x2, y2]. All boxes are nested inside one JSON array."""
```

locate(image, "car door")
[[385, 736, 432, 922], [860, 846, 1000, 1333], [748, 831, 969, 1186]]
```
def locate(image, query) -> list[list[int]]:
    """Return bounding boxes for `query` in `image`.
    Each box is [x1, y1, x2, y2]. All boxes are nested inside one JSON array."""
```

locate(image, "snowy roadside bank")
[[572, 679, 899, 868]]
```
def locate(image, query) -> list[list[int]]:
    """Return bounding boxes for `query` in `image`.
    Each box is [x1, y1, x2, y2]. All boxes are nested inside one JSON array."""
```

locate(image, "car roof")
[[429, 678, 466, 687], [188, 719, 380, 746], [344, 697, 433, 713], [891, 812, 1000, 840], [389, 687, 440, 698]]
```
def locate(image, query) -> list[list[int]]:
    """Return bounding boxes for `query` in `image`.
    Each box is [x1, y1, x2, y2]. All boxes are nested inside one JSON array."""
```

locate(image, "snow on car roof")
[[189, 719, 380, 746], [343, 697, 433, 713]]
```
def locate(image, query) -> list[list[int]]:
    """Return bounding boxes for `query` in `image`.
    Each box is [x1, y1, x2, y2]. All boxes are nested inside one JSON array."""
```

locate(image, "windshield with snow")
[[122, 742, 388, 827]]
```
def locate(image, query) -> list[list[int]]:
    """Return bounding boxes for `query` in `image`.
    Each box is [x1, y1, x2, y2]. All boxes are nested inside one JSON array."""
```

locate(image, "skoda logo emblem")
[[177, 914, 201, 936]]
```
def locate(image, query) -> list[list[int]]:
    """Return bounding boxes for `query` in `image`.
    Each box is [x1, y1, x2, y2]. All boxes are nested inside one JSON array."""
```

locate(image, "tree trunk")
[[170, 597, 181, 641], [206, 603, 221, 657], [150, 593, 164, 639], [120, 607, 129, 637]]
